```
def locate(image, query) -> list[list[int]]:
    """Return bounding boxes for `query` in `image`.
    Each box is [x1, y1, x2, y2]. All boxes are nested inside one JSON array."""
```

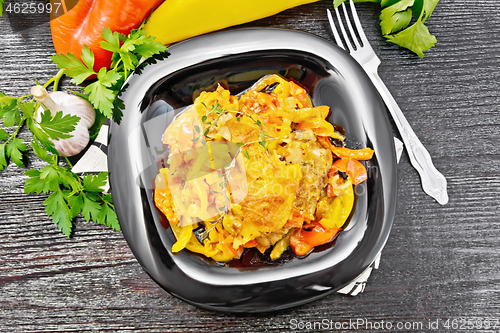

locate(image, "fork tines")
[[327, 1, 368, 53]]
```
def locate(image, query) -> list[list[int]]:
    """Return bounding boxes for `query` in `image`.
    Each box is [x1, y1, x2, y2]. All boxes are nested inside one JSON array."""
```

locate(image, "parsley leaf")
[[134, 50, 170, 75], [44, 189, 73, 237], [99, 28, 121, 54], [26, 117, 58, 154], [412, 0, 439, 21], [84, 68, 121, 118], [0, 92, 18, 116], [334, 0, 439, 57], [385, 20, 437, 58], [51, 48, 96, 85], [66, 192, 85, 219], [24, 165, 120, 235], [96, 195, 120, 230], [6, 137, 28, 168], [1, 101, 21, 127], [81, 193, 104, 222], [0, 144, 7, 171], [82, 172, 108, 193], [0, 128, 8, 141], [38, 110, 79, 141], [380, 1, 413, 35], [31, 138, 53, 164]]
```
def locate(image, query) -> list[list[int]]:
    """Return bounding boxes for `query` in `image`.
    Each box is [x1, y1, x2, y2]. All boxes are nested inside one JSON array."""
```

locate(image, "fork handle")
[[368, 70, 449, 205]]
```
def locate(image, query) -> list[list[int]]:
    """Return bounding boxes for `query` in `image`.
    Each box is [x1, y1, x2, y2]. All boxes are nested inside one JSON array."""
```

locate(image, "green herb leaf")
[[131, 37, 165, 58], [39, 165, 65, 192], [0, 128, 8, 141], [82, 172, 108, 193], [44, 189, 73, 237], [96, 196, 120, 230], [67, 192, 85, 219], [134, 50, 170, 75], [380, 8, 412, 35], [24, 169, 46, 194], [26, 118, 58, 154], [259, 131, 270, 139], [57, 167, 82, 192], [412, 0, 439, 22], [243, 148, 250, 159], [38, 110, 79, 141], [31, 138, 53, 164], [0, 144, 7, 171], [81, 193, 102, 222], [84, 68, 121, 118], [17, 100, 35, 118], [6, 137, 28, 168], [99, 28, 121, 54], [385, 20, 437, 58], [334, 0, 439, 57], [0, 92, 17, 113], [1, 101, 21, 127], [0, 0, 5, 17], [51, 50, 96, 85]]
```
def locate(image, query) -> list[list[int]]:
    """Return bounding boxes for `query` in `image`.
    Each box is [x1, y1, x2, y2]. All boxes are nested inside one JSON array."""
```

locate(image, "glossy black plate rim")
[[108, 28, 398, 313]]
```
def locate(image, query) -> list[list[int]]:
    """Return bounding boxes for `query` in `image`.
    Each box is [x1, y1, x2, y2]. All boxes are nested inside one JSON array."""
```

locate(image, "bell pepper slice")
[[145, 0, 320, 45], [290, 222, 341, 257], [330, 157, 368, 185], [317, 136, 374, 160]]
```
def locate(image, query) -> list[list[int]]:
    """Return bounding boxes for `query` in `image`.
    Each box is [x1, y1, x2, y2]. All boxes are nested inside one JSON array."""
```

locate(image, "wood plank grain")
[[1, 0, 500, 331]]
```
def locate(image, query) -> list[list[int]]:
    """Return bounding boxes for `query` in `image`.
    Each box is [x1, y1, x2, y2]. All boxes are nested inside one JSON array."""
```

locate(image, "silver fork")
[[327, 2, 449, 205]]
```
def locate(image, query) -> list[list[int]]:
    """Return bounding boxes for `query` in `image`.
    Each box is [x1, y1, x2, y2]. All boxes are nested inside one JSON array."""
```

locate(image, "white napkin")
[[73, 126, 404, 296]]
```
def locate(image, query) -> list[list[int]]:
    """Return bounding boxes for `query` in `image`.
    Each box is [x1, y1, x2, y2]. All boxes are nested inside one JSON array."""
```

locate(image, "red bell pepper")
[[289, 222, 341, 257], [50, 0, 164, 72]]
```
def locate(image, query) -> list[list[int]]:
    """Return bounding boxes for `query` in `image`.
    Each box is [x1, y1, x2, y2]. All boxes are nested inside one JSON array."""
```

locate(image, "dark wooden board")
[[1, 0, 500, 331]]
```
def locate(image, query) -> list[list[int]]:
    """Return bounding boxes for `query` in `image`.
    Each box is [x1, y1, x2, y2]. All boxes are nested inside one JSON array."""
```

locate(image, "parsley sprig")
[[0, 90, 79, 170], [0, 27, 168, 236], [334, 0, 439, 57], [25, 160, 118, 237], [51, 27, 168, 123]]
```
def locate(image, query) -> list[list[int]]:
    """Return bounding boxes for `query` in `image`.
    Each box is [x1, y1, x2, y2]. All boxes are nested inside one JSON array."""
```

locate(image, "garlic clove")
[[31, 85, 96, 157]]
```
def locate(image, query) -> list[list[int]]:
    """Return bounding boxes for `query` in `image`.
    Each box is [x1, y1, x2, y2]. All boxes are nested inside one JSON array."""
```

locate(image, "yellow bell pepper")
[[145, 0, 320, 45]]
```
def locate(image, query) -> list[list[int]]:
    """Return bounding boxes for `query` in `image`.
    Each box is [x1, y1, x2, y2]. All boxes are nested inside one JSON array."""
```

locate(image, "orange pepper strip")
[[290, 222, 341, 257], [296, 119, 323, 130], [285, 208, 310, 228], [242, 239, 258, 248], [290, 81, 311, 108], [330, 157, 368, 185], [317, 136, 374, 160]]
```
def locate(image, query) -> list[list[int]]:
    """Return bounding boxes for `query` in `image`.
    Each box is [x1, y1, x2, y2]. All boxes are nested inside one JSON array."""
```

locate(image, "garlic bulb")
[[31, 85, 96, 157]]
